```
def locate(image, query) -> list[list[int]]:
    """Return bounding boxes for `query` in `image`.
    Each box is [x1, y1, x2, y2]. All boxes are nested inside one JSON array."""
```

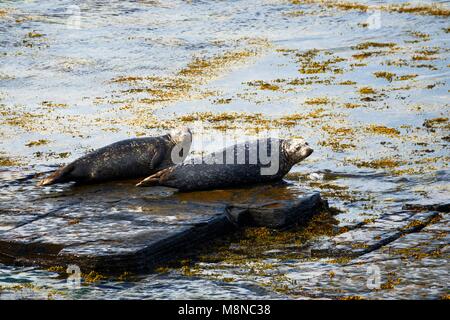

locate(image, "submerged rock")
[[311, 208, 444, 258]]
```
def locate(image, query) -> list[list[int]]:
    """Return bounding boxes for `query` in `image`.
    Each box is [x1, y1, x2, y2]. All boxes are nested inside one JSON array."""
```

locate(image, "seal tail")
[[136, 167, 172, 187], [38, 164, 75, 186]]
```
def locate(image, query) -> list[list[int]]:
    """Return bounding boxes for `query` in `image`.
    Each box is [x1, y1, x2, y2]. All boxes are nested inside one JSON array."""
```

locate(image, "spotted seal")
[[136, 137, 313, 191], [38, 128, 192, 186]]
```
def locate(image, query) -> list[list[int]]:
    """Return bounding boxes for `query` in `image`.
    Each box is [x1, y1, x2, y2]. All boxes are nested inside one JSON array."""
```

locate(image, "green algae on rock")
[[0, 155, 23, 166]]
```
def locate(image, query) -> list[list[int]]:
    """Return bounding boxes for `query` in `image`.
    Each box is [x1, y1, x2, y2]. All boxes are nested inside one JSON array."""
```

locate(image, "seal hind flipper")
[[38, 163, 76, 186], [136, 167, 173, 187]]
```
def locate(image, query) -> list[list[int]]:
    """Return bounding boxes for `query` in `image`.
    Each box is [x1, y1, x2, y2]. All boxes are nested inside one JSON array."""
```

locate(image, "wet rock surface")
[[0, 172, 326, 273], [170, 200, 448, 300], [311, 210, 441, 258], [0, 169, 447, 299], [241, 204, 449, 300]]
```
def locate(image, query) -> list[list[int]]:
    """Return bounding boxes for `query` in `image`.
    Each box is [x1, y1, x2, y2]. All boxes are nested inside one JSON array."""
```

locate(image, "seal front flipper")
[[149, 148, 164, 170], [37, 163, 76, 186]]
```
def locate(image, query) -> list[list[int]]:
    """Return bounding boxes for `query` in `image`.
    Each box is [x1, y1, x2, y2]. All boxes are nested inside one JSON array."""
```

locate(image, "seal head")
[[168, 127, 192, 145], [282, 138, 313, 166]]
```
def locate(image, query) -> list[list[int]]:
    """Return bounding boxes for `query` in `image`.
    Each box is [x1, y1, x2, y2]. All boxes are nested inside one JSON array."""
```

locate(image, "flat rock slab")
[[0, 170, 326, 273]]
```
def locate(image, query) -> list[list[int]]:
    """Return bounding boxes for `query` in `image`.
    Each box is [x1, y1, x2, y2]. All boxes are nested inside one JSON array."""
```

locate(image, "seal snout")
[[284, 138, 313, 164], [302, 144, 313, 158]]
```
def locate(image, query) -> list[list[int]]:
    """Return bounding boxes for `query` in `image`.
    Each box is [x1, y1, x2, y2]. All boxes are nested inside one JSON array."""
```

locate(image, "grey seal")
[[38, 128, 192, 186], [136, 137, 313, 191]]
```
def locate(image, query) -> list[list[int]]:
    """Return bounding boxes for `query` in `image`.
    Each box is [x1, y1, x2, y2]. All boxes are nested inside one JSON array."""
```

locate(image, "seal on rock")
[[136, 137, 313, 191], [38, 128, 192, 186]]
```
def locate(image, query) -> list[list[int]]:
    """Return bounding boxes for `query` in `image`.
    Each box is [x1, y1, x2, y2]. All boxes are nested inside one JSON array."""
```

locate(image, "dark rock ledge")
[[0, 178, 327, 274]]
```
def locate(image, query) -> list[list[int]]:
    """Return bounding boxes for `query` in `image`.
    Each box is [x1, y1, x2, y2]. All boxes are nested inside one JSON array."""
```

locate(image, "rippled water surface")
[[0, 0, 449, 299]]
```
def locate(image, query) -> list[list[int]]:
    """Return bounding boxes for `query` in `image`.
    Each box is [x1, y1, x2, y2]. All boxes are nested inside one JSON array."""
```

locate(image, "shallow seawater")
[[0, 0, 449, 299]]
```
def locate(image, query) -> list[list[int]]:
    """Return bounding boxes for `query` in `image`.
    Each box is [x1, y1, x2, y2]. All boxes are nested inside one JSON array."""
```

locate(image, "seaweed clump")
[[352, 42, 396, 50], [166, 211, 341, 270], [389, 4, 450, 17], [289, 1, 450, 17], [305, 97, 329, 105], [25, 139, 50, 147], [373, 71, 396, 82], [358, 87, 376, 95], [246, 80, 281, 91], [0, 155, 22, 166], [365, 125, 400, 137], [350, 158, 404, 169], [113, 48, 261, 108], [423, 117, 448, 129]]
